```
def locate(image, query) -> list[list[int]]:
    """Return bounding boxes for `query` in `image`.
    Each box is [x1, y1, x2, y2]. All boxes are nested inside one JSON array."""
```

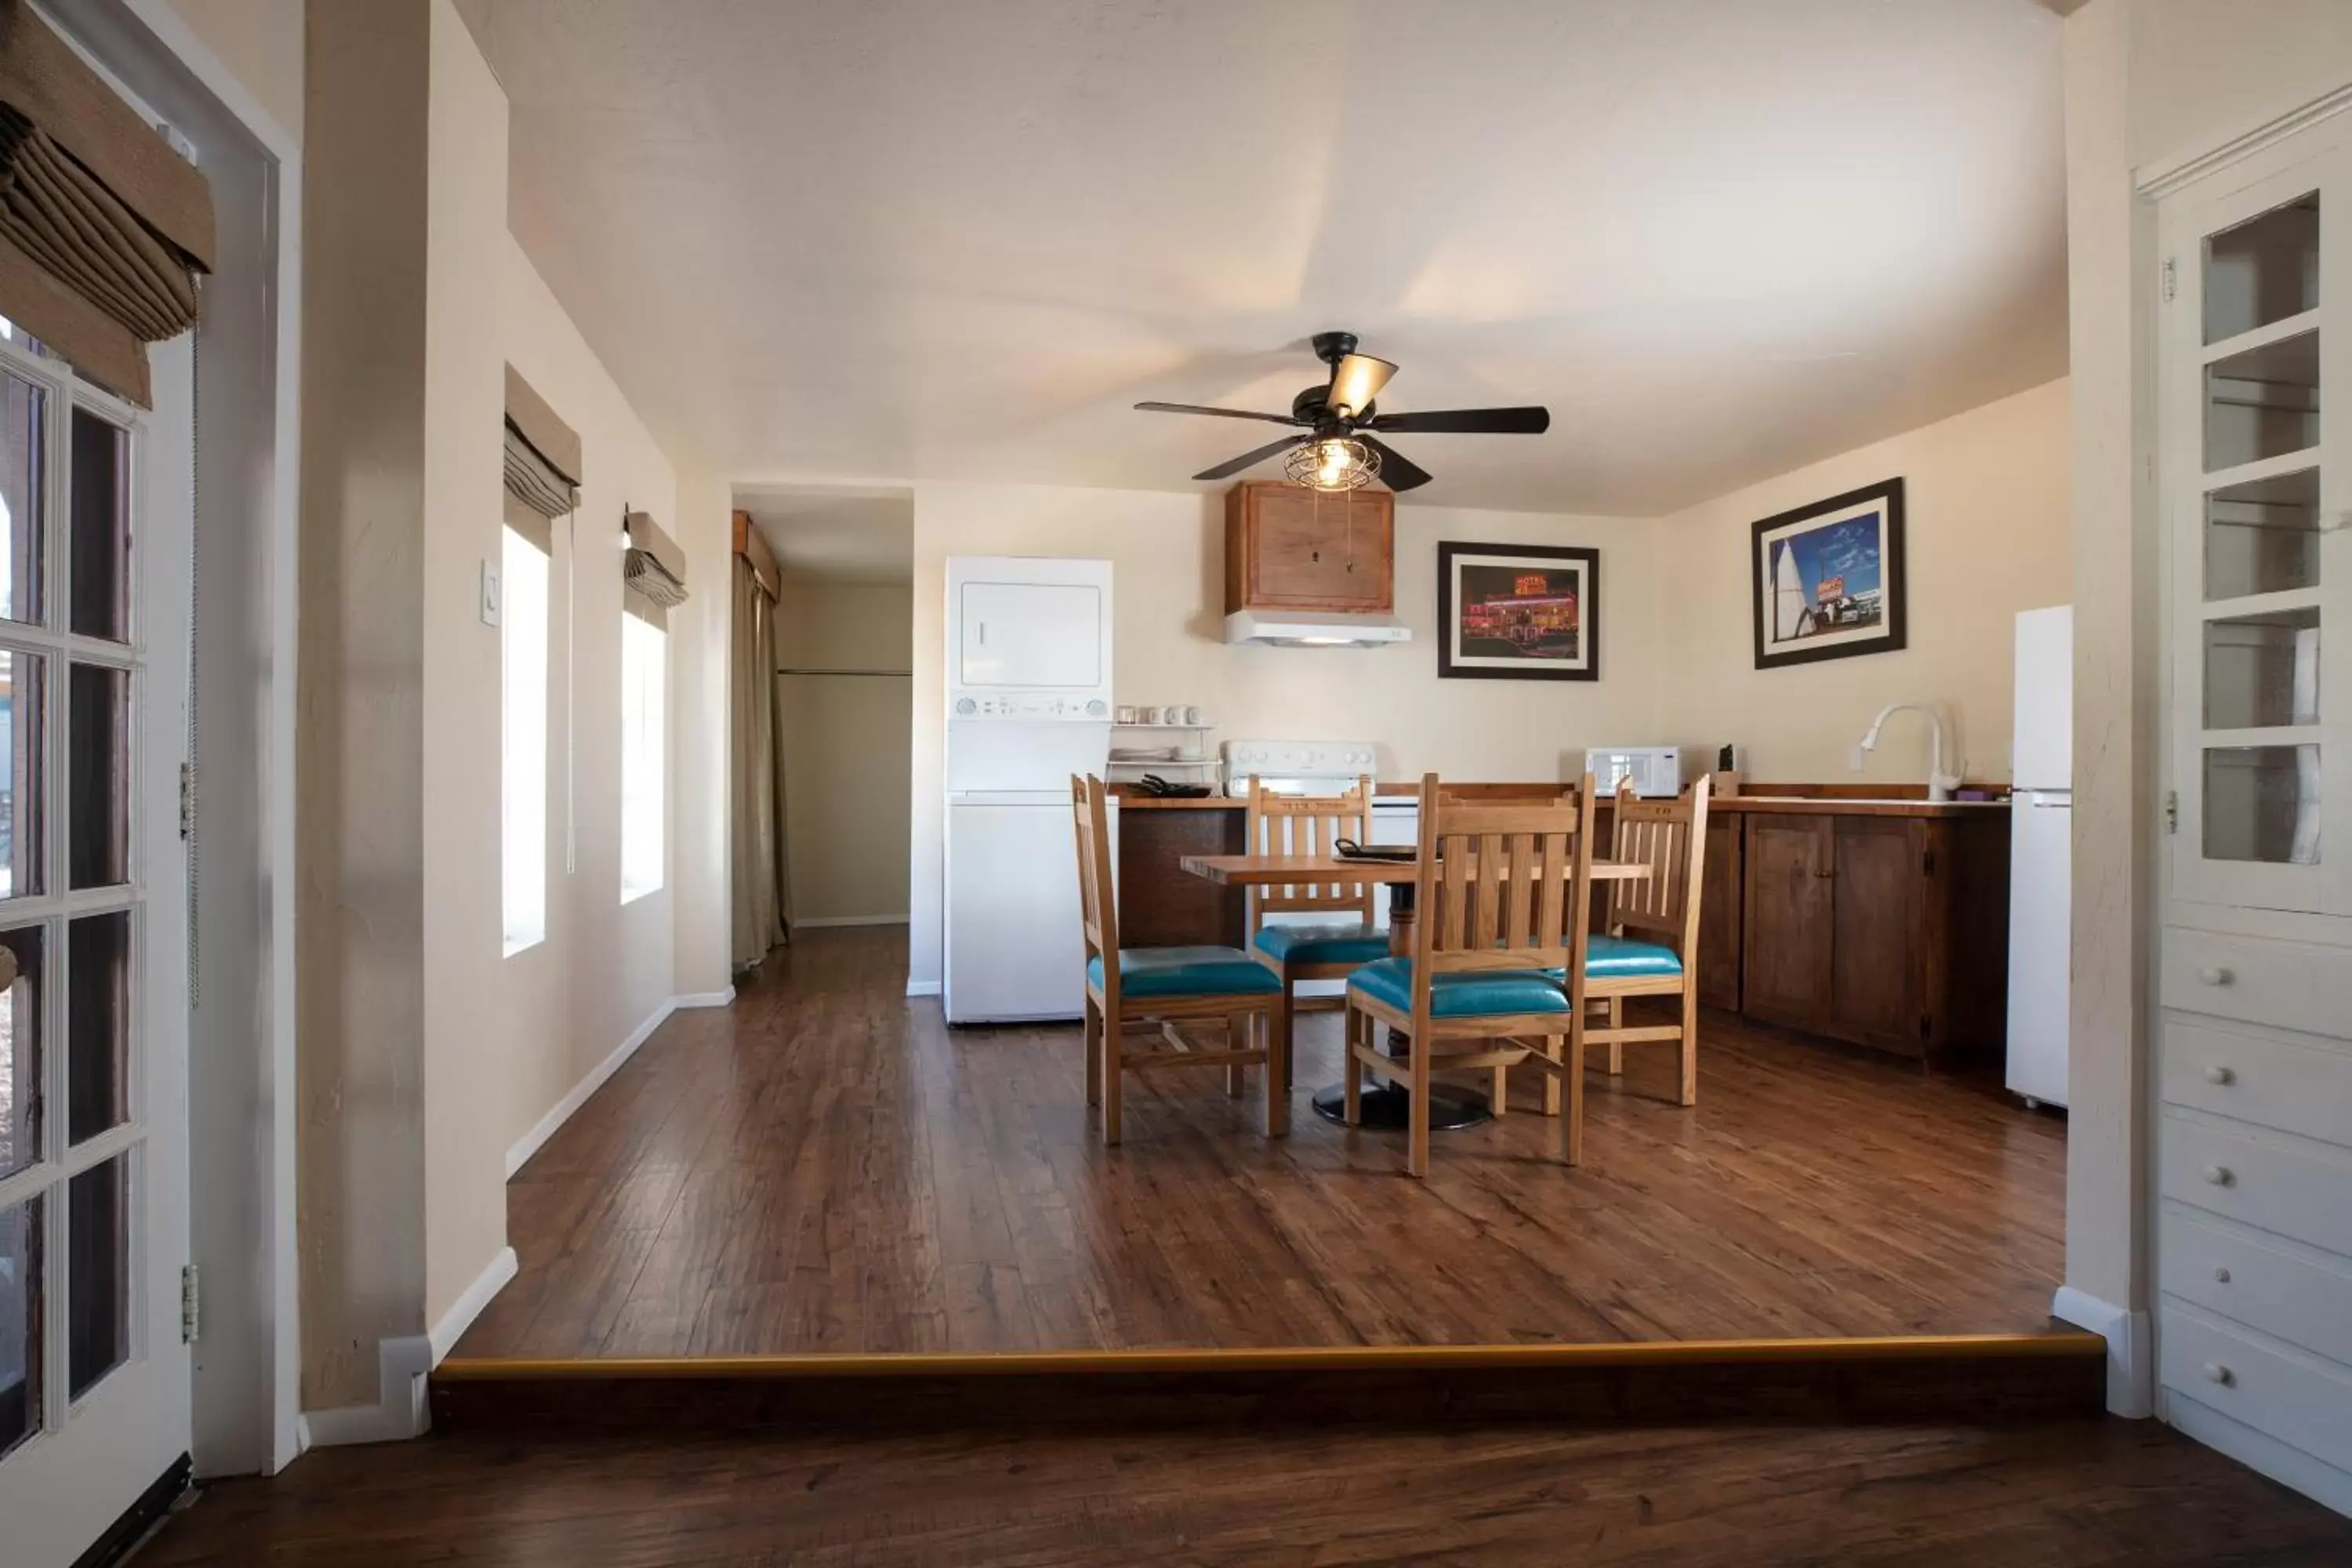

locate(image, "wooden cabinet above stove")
[[1224, 481, 1394, 615]]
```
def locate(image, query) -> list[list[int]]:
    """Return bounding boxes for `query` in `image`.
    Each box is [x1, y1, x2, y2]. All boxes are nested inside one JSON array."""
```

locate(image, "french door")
[[2162, 129, 2352, 918], [0, 321, 193, 1564]]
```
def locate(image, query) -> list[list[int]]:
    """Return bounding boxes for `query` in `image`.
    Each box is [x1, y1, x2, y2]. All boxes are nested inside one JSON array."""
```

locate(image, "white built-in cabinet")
[[2157, 111, 2352, 1515]]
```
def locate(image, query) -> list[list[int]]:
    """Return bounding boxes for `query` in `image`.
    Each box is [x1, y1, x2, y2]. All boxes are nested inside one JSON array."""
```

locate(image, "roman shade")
[[623, 509, 687, 625], [503, 366, 579, 550], [0, 0, 216, 406]]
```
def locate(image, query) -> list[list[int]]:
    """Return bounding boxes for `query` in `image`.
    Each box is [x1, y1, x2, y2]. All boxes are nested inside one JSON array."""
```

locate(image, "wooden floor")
[[454, 927, 2067, 1359], [143, 1419, 2352, 1566]]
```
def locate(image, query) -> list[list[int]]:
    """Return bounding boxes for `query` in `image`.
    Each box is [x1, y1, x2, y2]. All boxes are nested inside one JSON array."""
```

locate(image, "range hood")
[[1225, 609, 1413, 647]]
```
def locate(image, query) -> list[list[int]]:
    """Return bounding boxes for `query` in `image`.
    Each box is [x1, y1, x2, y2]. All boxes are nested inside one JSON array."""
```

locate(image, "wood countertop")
[[1110, 784, 2005, 818]]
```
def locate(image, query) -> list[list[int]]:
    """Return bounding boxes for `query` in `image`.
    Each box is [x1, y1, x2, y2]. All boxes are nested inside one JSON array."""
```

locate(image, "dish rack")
[[1106, 718, 1217, 779]]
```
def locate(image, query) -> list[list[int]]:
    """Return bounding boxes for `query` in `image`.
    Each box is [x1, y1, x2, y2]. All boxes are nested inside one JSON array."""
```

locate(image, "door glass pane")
[[2205, 466, 2320, 600], [2204, 744, 2321, 864], [2205, 193, 2320, 344], [0, 649, 45, 902], [67, 663, 128, 890], [0, 926, 43, 1181], [0, 368, 42, 627], [2204, 607, 2321, 729], [2206, 329, 2318, 472], [67, 1154, 126, 1400], [0, 1196, 39, 1460], [68, 409, 129, 642], [67, 912, 128, 1145]]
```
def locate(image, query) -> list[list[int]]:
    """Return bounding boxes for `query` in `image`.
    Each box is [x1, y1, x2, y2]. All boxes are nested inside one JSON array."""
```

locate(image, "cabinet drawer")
[[2161, 1114, 2352, 1258], [2161, 927, 2352, 1040], [2161, 1211, 2352, 1368], [2161, 1019, 2352, 1149], [2161, 1304, 2352, 1476]]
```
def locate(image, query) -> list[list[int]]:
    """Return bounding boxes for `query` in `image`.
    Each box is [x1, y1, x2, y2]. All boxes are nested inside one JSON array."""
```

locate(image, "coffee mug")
[[1140, 706, 1163, 725], [1184, 705, 1203, 725], [1116, 706, 1138, 725]]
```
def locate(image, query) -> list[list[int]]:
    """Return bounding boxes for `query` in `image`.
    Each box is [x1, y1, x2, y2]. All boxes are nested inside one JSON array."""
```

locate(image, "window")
[[501, 527, 550, 953], [619, 611, 665, 902]]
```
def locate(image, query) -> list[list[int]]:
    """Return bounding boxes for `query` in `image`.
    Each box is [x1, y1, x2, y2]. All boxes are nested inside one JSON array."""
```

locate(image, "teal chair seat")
[[1346, 956, 1570, 1019], [1088, 946, 1283, 999], [1252, 920, 1391, 967], [1584, 935, 1682, 980]]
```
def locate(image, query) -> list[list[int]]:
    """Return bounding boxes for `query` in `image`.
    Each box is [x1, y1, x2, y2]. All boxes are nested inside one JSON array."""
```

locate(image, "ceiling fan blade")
[[1367, 406, 1550, 435], [1136, 401, 1301, 426], [1360, 435, 1432, 492], [1324, 353, 1398, 419], [1193, 434, 1309, 482]]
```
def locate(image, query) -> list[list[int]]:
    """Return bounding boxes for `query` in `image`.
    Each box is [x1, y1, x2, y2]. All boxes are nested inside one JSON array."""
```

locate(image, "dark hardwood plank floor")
[[453, 927, 2066, 1359], [143, 1419, 2352, 1566]]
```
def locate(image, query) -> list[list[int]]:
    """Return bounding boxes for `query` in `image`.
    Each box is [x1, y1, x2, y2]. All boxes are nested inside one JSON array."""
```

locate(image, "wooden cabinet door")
[[1830, 816, 1925, 1055], [1695, 813, 1741, 1011], [1229, 484, 1393, 612], [1741, 815, 1834, 1031]]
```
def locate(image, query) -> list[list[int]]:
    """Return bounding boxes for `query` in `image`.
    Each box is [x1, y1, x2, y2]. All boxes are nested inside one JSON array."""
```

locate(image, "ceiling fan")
[[1134, 331, 1549, 493]]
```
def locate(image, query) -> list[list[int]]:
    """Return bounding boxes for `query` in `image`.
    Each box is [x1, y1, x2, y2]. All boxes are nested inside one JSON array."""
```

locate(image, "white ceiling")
[[465, 0, 2067, 516], [738, 487, 914, 583]]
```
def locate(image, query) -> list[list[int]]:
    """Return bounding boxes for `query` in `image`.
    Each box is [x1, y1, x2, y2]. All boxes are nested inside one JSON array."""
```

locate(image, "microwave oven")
[[1587, 746, 1682, 799]]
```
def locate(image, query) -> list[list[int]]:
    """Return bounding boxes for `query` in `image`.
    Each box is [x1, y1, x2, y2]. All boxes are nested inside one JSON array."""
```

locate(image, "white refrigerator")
[[943, 556, 1112, 1024], [2005, 604, 2071, 1109]]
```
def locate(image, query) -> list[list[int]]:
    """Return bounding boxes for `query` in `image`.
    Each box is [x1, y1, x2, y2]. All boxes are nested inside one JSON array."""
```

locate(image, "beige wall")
[[295, 0, 432, 1414], [1653, 377, 2073, 786], [296, 0, 720, 1410], [495, 238, 684, 1191], [907, 484, 1664, 987], [2128, 0, 2352, 170], [779, 578, 913, 924], [417, 0, 512, 1338], [165, 0, 303, 143]]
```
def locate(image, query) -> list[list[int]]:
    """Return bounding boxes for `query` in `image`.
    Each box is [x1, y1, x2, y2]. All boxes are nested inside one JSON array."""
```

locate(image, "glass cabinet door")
[[2168, 146, 2352, 917]]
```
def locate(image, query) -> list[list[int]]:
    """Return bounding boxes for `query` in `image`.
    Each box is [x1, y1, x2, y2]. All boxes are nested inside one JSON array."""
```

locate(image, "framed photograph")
[[1750, 477, 1906, 670], [1436, 543, 1599, 681]]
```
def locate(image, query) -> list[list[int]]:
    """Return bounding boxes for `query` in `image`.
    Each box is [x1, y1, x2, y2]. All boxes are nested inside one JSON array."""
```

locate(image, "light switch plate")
[[480, 559, 501, 627]]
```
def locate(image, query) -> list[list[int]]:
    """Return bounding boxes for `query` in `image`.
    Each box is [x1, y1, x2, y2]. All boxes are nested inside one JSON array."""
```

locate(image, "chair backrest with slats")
[[1244, 774, 1376, 935], [1410, 773, 1596, 1013], [1070, 775, 1121, 997], [1605, 775, 1711, 960]]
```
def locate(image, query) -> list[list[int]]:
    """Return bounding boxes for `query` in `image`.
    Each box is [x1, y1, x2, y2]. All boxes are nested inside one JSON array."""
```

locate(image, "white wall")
[[496, 237, 685, 1184], [906, 483, 1664, 988], [1653, 377, 2073, 786], [164, 0, 303, 143], [2129, 0, 2352, 171], [778, 577, 913, 924]]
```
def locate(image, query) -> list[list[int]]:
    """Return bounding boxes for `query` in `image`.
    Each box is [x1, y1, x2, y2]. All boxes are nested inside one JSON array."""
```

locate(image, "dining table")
[[1178, 850, 1653, 1131]]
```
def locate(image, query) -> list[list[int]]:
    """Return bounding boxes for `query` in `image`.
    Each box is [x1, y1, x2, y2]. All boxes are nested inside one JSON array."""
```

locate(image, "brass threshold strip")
[[437, 1330, 2106, 1382]]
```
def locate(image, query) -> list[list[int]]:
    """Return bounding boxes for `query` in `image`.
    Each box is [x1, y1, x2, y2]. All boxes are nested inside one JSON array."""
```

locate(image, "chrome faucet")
[[1857, 702, 1962, 802]]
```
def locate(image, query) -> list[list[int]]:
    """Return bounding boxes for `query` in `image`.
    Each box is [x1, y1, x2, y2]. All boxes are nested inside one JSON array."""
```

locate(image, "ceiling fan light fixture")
[[1287, 435, 1379, 492], [1325, 353, 1398, 419]]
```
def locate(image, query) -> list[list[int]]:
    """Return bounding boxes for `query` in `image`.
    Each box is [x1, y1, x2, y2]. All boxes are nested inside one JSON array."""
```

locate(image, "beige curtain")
[[731, 557, 786, 965]]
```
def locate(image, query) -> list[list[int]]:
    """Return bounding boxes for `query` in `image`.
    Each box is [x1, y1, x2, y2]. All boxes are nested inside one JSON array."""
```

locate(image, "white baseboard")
[[2165, 1388, 2352, 1519], [428, 1246, 517, 1364], [504, 997, 677, 1179], [673, 987, 735, 1008], [297, 1333, 432, 1448], [2053, 1285, 2154, 1417], [796, 914, 910, 928], [906, 979, 941, 998]]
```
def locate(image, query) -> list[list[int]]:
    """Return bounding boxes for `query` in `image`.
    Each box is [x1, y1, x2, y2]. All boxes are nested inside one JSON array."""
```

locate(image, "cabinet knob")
[[2204, 1164, 2235, 1187], [2196, 966, 2234, 987], [2203, 1362, 2235, 1387], [2205, 1065, 2236, 1086], [2212, 1266, 2231, 1284]]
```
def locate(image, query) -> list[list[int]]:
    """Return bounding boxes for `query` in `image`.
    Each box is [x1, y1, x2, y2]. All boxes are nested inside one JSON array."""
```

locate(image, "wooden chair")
[[1245, 774, 1389, 1086], [1341, 775, 1598, 1177], [1071, 775, 1287, 1145], [1585, 774, 1711, 1105]]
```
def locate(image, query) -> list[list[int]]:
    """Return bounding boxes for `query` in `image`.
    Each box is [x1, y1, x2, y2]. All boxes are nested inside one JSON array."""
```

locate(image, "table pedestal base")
[[1310, 1080, 1493, 1131]]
